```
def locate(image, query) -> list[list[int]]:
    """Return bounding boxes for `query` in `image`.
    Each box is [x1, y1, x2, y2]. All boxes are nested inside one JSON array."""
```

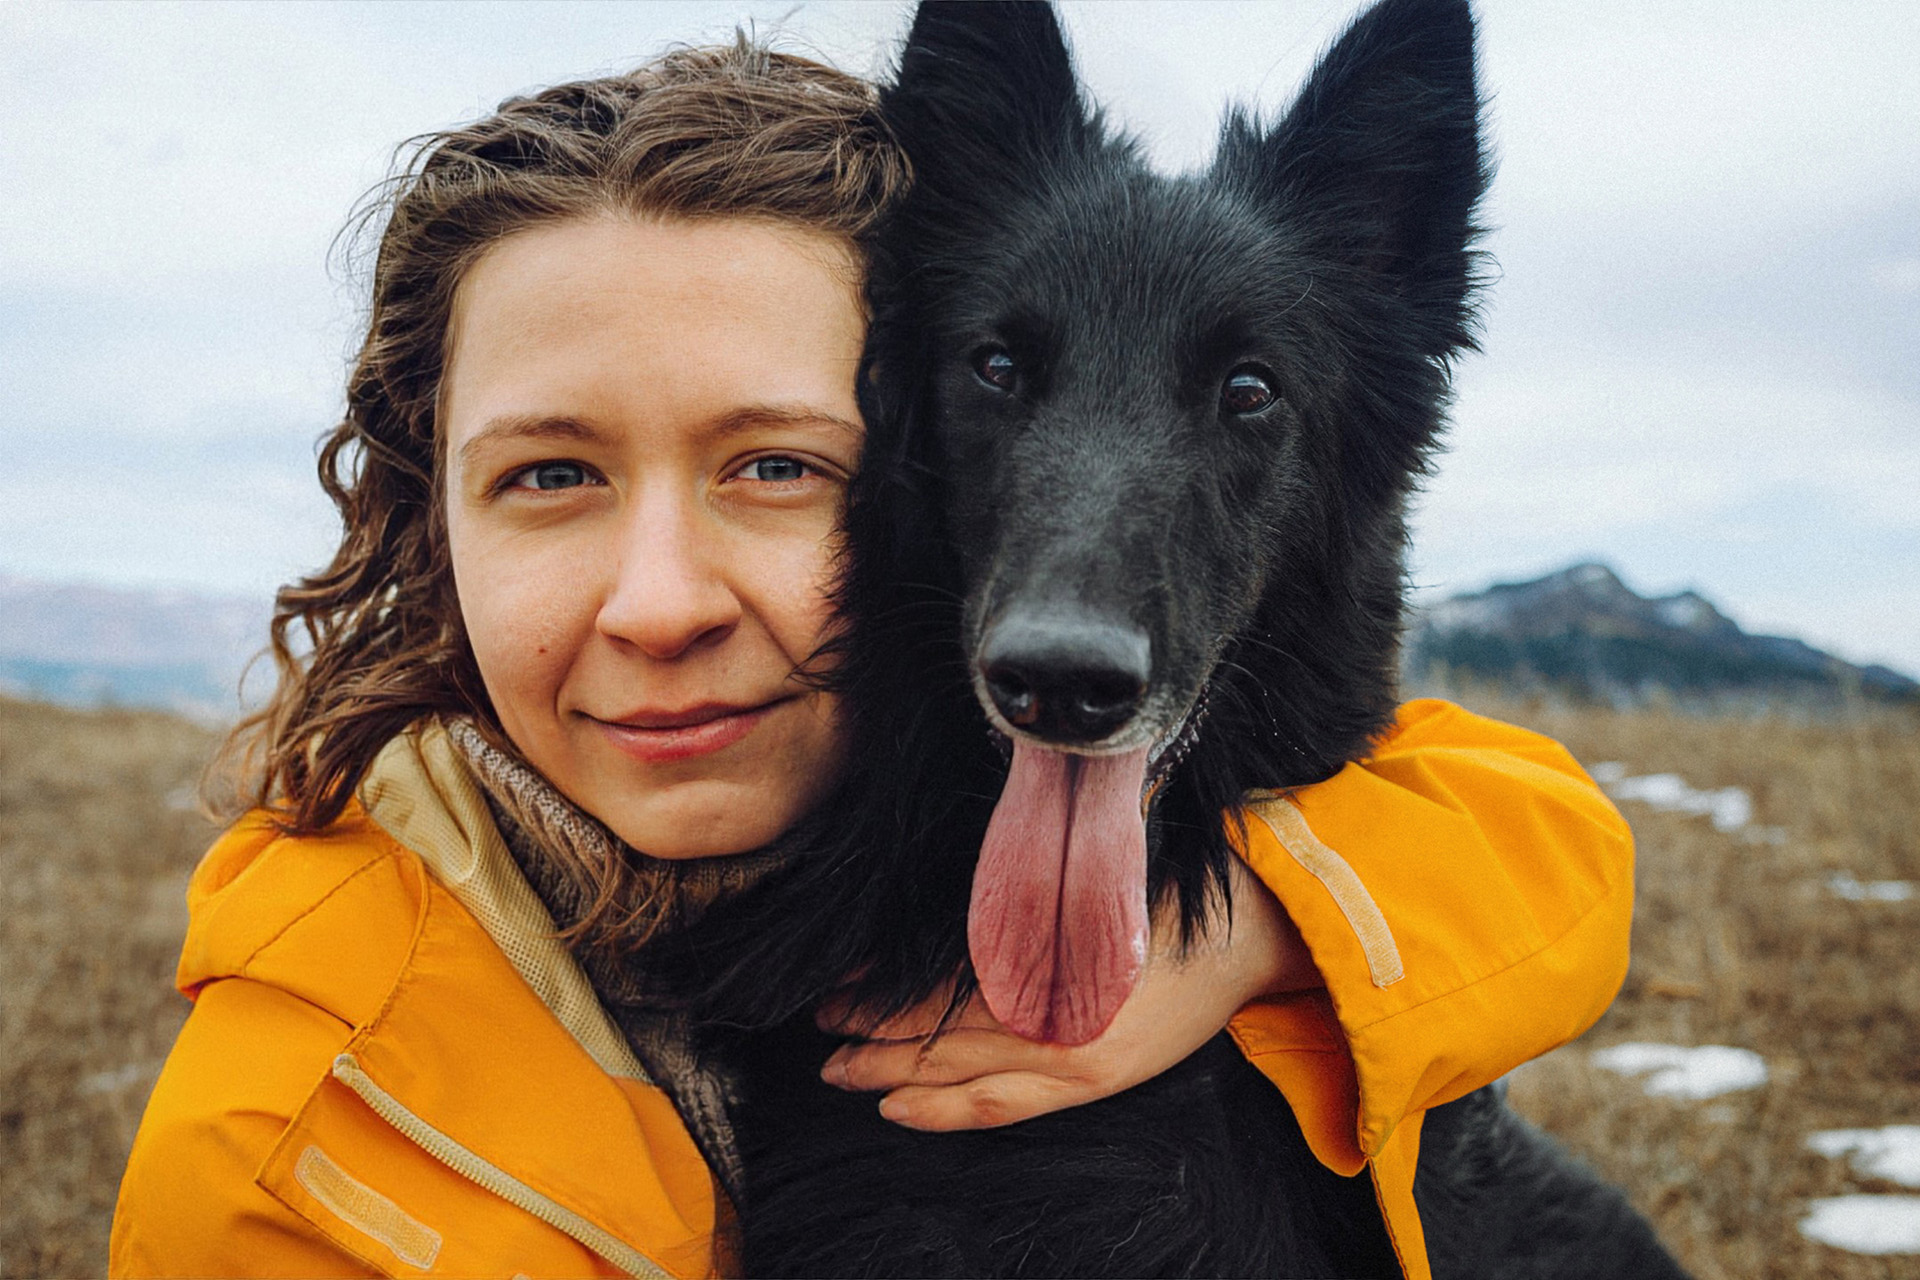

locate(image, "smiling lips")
[[592, 699, 787, 763]]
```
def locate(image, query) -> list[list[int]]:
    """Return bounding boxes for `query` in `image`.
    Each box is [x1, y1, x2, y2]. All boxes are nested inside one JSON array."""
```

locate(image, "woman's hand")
[[817, 856, 1322, 1131]]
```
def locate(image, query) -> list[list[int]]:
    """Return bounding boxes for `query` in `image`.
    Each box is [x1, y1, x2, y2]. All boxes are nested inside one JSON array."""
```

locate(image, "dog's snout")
[[979, 612, 1150, 745]]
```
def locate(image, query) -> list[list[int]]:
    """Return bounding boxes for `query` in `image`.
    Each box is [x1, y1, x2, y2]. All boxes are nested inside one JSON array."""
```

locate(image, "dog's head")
[[859, 0, 1489, 1042]]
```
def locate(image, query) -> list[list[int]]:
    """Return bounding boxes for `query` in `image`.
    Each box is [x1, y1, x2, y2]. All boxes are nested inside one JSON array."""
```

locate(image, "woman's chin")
[[589, 781, 810, 861]]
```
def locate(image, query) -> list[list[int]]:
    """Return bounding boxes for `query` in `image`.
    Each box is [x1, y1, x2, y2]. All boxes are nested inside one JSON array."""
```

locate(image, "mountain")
[[0, 575, 272, 722], [1404, 563, 1917, 707], [7, 564, 1913, 721]]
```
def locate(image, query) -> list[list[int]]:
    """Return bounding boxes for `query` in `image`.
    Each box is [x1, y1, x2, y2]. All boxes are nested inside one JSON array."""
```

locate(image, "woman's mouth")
[[590, 699, 787, 763]]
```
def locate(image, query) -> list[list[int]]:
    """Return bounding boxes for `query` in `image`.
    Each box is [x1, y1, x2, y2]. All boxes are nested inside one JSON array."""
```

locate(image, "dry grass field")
[[1468, 688, 1920, 1280], [1, 688, 1914, 1276], [0, 698, 217, 1277]]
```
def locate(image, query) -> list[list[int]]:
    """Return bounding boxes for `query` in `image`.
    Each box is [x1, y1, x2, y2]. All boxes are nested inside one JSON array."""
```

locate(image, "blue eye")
[[513, 461, 591, 490], [742, 456, 810, 482]]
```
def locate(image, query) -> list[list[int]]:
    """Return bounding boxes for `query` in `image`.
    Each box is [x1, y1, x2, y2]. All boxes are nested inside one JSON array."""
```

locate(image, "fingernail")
[[820, 1054, 848, 1088], [878, 1095, 910, 1123]]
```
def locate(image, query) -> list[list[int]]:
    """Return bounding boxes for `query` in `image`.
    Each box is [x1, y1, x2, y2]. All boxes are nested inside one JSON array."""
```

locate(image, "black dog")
[[664, 1, 1691, 1275]]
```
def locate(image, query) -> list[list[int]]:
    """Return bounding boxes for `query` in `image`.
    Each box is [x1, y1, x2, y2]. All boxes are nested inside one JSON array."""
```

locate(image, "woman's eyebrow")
[[456, 414, 606, 470], [710, 404, 864, 443], [455, 406, 862, 471]]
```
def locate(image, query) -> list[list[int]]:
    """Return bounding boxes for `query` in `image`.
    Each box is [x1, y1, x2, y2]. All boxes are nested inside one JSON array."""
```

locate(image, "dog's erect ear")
[[1216, 0, 1488, 344], [885, 2, 1089, 211]]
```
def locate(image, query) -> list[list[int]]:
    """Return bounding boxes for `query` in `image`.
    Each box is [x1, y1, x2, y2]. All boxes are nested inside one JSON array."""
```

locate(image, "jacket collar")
[[359, 725, 650, 1083], [253, 727, 723, 1277]]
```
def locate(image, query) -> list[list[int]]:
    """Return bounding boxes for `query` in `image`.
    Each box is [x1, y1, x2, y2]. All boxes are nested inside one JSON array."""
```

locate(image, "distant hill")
[[6, 565, 1913, 720], [1405, 563, 1917, 707], [0, 575, 271, 722]]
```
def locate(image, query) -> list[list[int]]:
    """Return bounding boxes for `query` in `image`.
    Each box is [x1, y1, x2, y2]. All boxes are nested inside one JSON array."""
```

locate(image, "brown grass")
[[1456, 687, 1920, 1280], [0, 697, 216, 1277], [0, 689, 1915, 1276]]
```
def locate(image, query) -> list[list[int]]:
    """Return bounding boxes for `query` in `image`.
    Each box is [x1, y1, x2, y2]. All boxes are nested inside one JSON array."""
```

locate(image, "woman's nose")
[[594, 498, 743, 660]]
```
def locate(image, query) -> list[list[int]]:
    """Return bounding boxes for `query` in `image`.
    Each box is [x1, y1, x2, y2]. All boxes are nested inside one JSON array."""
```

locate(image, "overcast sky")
[[3, 1, 1916, 672]]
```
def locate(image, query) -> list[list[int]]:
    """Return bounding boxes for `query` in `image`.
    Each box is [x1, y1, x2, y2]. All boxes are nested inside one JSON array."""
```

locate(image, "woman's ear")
[[884, 1, 1091, 218]]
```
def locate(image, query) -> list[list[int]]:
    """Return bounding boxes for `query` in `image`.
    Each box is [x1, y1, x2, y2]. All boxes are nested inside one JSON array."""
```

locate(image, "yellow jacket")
[[111, 700, 1632, 1279]]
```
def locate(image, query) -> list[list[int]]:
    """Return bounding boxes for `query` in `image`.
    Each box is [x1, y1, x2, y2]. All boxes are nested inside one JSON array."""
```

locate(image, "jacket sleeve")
[[109, 976, 376, 1278], [1225, 698, 1634, 1169]]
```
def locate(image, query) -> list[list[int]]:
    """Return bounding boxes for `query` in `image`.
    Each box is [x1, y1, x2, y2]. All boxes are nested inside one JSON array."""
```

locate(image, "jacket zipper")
[[331, 1053, 672, 1279]]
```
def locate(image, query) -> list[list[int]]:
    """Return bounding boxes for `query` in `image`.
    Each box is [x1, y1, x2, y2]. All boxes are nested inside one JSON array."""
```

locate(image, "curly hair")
[[219, 38, 910, 850]]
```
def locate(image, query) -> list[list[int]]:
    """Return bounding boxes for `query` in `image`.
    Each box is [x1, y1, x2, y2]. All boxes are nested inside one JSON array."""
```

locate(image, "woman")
[[110, 39, 1633, 1280]]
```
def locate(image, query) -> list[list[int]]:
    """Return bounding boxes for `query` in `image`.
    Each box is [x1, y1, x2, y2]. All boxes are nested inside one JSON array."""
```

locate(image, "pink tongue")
[[968, 740, 1151, 1045]]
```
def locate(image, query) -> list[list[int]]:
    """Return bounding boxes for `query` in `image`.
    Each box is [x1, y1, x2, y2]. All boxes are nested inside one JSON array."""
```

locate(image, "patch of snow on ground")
[[1589, 1043, 1769, 1099], [1799, 1195, 1920, 1254], [1808, 1126, 1920, 1187], [1605, 772, 1753, 832], [1588, 761, 1629, 785], [1829, 872, 1917, 903], [1587, 762, 1786, 843], [80, 1061, 161, 1095]]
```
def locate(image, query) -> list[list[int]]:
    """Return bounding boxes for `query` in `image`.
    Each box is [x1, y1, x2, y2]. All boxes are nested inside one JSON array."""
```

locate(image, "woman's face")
[[442, 214, 863, 859]]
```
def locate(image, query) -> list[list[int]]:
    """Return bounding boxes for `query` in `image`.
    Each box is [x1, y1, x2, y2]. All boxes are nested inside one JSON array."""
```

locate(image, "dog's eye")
[[973, 347, 1018, 392], [1221, 366, 1276, 416]]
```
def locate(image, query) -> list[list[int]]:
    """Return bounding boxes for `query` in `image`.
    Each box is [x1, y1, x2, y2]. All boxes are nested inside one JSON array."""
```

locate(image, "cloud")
[[2, 0, 1916, 672], [1409, 350, 1920, 668], [0, 426, 340, 597], [1874, 257, 1920, 298]]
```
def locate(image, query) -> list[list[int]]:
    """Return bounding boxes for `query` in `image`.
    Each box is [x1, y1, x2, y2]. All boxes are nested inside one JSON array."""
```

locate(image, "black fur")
[[655, 1, 1690, 1275], [726, 1024, 1400, 1278], [1413, 1082, 1691, 1279]]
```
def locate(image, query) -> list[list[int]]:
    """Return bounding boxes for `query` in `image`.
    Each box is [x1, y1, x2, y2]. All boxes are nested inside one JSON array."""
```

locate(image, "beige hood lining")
[[358, 725, 651, 1083]]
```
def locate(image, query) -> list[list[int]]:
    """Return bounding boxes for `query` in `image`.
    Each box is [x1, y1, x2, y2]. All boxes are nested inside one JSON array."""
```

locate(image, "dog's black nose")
[[979, 612, 1150, 745]]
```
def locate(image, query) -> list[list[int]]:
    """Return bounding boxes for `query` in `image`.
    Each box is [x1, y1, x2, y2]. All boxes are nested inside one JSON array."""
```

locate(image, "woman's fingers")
[[872, 1072, 1082, 1132], [822, 1025, 1139, 1129], [823, 1027, 1073, 1092], [815, 980, 996, 1040]]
